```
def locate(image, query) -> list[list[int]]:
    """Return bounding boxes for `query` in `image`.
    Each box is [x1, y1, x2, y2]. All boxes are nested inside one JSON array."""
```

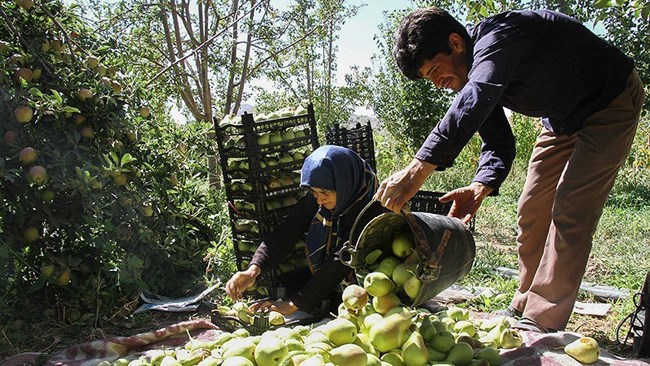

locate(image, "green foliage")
[[368, 8, 457, 152], [0, 0, 227, 326]]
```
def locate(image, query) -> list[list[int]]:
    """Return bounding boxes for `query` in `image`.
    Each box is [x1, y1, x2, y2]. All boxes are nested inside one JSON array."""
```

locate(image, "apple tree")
[[0, 0, 229, 325]]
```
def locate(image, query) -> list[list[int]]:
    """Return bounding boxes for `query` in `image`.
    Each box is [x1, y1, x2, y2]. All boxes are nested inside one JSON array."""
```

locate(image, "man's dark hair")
[[392, 7, 471, 80]]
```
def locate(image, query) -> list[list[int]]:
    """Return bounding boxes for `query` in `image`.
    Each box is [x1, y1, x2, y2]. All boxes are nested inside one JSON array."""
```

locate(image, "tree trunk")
[[224, 0, 240, 116], [234, 0, 256, 115]]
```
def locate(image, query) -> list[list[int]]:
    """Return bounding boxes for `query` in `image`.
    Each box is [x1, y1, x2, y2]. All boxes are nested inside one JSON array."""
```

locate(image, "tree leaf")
[[61, 106, 81, 113], [120, 153, 137, 166], [594, 0, 614, 8]]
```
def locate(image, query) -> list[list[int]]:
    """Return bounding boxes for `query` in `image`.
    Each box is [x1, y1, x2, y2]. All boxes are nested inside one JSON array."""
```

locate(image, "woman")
[[225, 145, 386, 315]]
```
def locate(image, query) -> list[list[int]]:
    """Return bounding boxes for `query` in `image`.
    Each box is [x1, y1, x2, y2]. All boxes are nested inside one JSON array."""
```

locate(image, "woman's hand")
[[225, 265, 261, 301], [439, 182, 493, 224], [250, 299, 298, 315]]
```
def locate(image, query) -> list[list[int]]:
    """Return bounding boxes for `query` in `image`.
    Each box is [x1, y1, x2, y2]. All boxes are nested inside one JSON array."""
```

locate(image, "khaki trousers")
[[512, 69, 645, 330]]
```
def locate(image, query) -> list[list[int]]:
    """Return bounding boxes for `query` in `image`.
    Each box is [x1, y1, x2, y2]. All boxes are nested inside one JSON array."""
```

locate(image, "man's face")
[[417, 33, 469, 92]]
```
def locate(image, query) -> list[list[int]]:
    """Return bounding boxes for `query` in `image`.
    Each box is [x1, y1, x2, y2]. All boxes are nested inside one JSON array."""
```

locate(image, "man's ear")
[[448, 33, 466, 53]]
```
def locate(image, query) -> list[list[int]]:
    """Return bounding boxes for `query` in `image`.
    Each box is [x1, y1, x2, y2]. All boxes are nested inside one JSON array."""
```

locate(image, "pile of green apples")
[[255, 105, 308, 122], [256, 128, 309, 146], [114, 292, 521, 366], [111, 235, 525, 366], [218, 105, 308, 128]]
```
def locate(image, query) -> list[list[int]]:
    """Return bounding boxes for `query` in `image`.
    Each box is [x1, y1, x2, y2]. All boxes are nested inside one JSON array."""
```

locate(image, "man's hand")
[[439, 182, 493, 224], [225, 265, 261, 301], [250, 300, 298, 315], [376, 159, 437, 213]]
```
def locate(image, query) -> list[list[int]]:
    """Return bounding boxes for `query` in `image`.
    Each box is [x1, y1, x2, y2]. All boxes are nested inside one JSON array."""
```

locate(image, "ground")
[[0, 297, 641, 362]]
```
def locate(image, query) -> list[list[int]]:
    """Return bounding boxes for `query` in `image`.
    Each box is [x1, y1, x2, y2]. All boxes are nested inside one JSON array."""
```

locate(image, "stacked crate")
[[325, 121, 376, 171], [215, 104, 320, 298]]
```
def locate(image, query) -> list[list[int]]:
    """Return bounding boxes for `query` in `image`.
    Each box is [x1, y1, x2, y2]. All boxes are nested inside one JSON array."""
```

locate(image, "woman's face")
[[310, 187, 337, 210]]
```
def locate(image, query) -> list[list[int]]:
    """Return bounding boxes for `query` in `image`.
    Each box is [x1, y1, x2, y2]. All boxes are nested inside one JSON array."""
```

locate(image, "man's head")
[[392, 7, 472, 91]]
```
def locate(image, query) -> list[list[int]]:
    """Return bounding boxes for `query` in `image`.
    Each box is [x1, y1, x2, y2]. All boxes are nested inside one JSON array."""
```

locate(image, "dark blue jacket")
[[415, 10, 634, 194]]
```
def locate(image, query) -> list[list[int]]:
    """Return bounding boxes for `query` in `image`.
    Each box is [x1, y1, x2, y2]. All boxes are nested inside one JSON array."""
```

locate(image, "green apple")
[[254, 337, 288, 366], [445, 342, 474, 366], [474, 347, 501, 366], [498, 328, 523, 349], [342, 284, 369, 311], [429, 331, 455, 353], [15, 67, 33, 82], [78, 88, 93, 101], [381, 351, 405, 366], [22, 227, 39, 242], [28, 165, 48, 185], [80, 126, 95, 139], [294, 130, 306, 138], [294, 105, 307, 115], [282, 130, 295, 141], [160, 356, 181, 366], [363, 272, 394, 297], [453, 320, 476, 337], [427, 347, 447, 362], [392, 263, 416, 288], [85, 55, 100, 68], [376, 256, 402, 277], [323, 318, 357, 346], [372, 292, 401, 314], [369, 309, 411, 352], [403, 274, 422, 300], [297, 355, 325, 366], [329, 344, 367, 366], [564, 336, 600, 364], [365, 249, 383, 265], [221, 356, 254, 366], [269, 311, 285, 326], [269, 133, 283, 144], [447, 307, 470, 321], [279, 155, 293, 164], [41, 264, 55, 278], [95, 64, 107, 76], [392, 232, 414, 258], [401, 331, 428, 366], [14, 106, 33, 123], [279, 176, 294, 186], [222, 338, 256, 362], [257, 133, 270, 145], [18, 147, 37, 165], [139, 106, 151, 118]]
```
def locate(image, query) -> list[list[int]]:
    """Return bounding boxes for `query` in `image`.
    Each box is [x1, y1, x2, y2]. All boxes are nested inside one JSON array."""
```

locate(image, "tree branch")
[[147, 0, 266, 86]]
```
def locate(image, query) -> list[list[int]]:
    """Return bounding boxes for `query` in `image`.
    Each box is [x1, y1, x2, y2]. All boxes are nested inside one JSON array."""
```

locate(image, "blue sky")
[[334, 1, 410, 86]]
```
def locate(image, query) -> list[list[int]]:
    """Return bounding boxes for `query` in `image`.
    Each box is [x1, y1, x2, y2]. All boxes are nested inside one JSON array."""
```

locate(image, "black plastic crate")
[[408, 190, 475, 231], [215, 104, 320, 272], [326, 121, 376, 171]]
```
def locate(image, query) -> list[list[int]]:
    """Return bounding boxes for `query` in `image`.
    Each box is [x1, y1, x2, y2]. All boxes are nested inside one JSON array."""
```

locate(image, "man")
[[377, 7, 644, 332]]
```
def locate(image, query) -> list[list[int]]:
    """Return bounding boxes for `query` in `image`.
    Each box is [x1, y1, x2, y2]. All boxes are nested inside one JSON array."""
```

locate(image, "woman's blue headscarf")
[[300, 145, 376, 272]]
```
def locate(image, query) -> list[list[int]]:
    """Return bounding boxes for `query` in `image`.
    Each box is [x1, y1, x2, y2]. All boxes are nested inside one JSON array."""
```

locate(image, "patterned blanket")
[[2, 319, 649, 366]]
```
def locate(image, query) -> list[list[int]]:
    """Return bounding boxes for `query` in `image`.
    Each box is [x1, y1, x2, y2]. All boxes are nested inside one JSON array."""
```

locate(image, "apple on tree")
[[28, 165, 48, 185], [14, 106, 33, 123], [18, 147, 37, 165]]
